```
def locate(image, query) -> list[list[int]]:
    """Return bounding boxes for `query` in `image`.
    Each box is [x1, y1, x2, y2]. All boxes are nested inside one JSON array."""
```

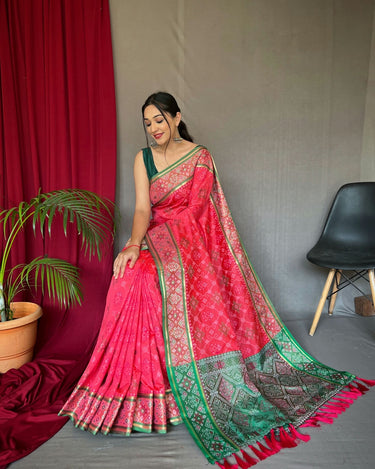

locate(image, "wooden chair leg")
[[369, 269, 375, 308], [328, 270, 342, 315], [309, 269, 336, 336]]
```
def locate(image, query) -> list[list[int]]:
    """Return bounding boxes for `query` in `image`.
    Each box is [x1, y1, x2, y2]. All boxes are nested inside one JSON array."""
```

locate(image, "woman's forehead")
[[143, 104, 163, 120]]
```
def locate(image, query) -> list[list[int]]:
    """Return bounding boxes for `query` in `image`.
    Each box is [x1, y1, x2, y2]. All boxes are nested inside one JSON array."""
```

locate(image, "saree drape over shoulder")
[[60, 146, 374, 468]]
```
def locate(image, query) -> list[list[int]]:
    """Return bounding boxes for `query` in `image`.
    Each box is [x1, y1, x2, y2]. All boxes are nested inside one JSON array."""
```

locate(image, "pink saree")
[[60, 145, 374, 467]]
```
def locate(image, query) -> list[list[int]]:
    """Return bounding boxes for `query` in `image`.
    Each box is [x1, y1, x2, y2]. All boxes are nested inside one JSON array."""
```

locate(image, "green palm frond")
[[6, 257, 82, 314], [0, 188, 116, 321], [32, 190, 115, 260]]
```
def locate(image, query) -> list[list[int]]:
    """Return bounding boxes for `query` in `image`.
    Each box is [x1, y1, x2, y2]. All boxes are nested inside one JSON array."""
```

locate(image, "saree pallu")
[[144, 146, 373, 467], [60, 145, 373, 467]]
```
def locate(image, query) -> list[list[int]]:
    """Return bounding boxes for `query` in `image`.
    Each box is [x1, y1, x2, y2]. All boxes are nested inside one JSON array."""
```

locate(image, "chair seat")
[[307, 245, 375, 270]]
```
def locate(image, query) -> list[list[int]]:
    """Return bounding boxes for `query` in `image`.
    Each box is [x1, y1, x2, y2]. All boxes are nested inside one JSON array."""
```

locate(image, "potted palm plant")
[[0, 189, 115, 372]]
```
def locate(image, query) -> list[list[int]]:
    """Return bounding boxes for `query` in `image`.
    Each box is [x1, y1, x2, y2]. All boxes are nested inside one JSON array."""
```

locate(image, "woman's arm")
[[113, 151, 151, 279]]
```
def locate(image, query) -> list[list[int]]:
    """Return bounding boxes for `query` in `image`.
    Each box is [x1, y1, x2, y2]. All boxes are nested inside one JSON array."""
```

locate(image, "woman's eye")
[[156, 119, 164, 124], [145, 123, 151, 127]]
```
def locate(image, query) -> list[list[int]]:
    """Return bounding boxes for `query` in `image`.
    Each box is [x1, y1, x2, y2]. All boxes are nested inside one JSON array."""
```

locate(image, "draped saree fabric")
[[0, 0, 116, 466], [145, 147, 374, 466], [60, 146, 373, 468]]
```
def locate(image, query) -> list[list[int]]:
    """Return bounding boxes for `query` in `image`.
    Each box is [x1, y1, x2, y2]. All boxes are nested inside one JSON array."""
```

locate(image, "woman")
[[60, 92, 373, 468]]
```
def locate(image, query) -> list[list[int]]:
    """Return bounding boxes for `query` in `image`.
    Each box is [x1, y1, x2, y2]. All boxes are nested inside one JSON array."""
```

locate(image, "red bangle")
[[122, 244, 140, 251]]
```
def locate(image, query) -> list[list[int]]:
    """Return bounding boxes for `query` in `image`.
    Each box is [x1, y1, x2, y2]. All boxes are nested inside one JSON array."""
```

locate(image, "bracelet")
[[122, 244, 140, 251]]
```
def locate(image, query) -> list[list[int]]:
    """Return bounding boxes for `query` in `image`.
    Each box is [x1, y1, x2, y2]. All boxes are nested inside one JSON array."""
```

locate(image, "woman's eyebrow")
[[144, 114, 163, 120]]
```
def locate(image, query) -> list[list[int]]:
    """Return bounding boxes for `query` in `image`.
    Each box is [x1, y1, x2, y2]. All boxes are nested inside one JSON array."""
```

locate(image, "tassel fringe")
[[215, 424, 305, 469], [216, 377, 374, 469], [301, 377, 374, 428]]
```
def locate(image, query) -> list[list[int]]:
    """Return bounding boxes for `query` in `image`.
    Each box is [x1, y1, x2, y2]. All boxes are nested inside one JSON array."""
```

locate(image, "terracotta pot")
[[0, 302, 43, 373]]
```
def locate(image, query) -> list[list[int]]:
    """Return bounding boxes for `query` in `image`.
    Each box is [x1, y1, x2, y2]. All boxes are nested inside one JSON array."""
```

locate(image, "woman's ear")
[[175, 112, 182, 126]]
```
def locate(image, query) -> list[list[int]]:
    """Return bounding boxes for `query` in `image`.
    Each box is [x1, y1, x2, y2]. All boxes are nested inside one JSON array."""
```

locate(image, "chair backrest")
[[319, 182, 375, 247]]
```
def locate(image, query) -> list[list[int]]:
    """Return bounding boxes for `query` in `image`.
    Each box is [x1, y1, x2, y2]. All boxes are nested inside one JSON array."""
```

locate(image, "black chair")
[[307, 182, 375, 336]]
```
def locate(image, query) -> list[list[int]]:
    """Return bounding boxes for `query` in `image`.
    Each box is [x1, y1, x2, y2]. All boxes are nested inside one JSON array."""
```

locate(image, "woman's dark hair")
[[142, 92, 194, 145]]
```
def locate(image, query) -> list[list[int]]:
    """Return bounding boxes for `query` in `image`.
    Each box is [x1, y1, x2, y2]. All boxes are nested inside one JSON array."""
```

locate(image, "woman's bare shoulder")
[[186, 141, 200, 151], [134, 150, 148, 175]]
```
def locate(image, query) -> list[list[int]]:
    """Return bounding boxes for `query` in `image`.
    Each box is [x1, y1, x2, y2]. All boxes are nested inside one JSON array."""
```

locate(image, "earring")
[[173, 131, 183, 142]]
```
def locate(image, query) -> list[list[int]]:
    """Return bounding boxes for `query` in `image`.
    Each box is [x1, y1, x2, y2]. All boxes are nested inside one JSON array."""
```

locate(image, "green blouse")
[[142, 147, 158, 180]]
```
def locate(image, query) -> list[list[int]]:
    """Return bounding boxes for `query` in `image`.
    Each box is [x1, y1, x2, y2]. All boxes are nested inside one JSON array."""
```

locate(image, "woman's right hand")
[[113, 246, 140, 279]]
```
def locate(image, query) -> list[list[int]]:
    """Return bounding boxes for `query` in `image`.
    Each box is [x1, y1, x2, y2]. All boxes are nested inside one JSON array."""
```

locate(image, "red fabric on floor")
[[0, 0, 116, 466]]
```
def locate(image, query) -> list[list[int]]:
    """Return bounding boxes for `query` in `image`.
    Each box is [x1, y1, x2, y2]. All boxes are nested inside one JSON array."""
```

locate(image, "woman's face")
[[143, 104, 181, 146]]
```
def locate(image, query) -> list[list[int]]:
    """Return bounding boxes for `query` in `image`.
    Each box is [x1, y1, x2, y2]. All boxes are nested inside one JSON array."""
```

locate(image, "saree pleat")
[[59, 250, 182, 434]]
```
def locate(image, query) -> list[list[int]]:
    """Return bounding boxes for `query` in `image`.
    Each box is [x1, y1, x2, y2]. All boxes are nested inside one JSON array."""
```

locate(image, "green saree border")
[[150, 145, 204, 182], [165, 226, 242, 451], [146, 227, 242, 462], [146, 232, 211, 456]]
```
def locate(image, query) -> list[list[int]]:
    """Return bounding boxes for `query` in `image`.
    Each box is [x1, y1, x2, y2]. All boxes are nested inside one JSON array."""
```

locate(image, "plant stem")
[[0, 206, 34, 303], [0, 284, 6, 322]]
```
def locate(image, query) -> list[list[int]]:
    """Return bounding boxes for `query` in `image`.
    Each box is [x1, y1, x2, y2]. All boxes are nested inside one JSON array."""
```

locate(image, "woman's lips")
[[153, 133, 163, 139]]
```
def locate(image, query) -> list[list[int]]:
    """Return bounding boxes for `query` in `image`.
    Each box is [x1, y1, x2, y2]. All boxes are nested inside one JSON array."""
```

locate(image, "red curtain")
[[0, 0, 116, 466]]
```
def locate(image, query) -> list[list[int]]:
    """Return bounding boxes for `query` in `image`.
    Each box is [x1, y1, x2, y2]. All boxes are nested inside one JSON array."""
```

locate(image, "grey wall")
[[109, 0, 375, 319], [361, 7, 375, 179]]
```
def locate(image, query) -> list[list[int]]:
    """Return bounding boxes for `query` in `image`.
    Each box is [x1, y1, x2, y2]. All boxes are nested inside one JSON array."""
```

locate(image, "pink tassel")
[[264, 430, 283, 451], [216, 461, 239, 469], [320, 403, 342, 413], [353, 381, 371, 393], [234, 453, 252, 469], [278, 427, 298, 448], [356, 377, 375, 388], [258, 441, 279, 456], [320, 408, 340, 418], [328, 397, 352, 408], [337, 396, 354, 405], [337, 388, 361, 399], [240, 449, 258, 466], [288, 425, 311, 442], [316, 414, 334, 424], [319, 408, 340, 418], [348, 383, 364, 395], [249, 445, 268, 461], [337, 388, 357, 397], [300, 419, 320, 428], [302, 411, 337, 426]]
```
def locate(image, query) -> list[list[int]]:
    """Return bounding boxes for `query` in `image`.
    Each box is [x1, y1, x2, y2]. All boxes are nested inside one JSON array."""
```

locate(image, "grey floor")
[[11, 314, 375, 469]]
